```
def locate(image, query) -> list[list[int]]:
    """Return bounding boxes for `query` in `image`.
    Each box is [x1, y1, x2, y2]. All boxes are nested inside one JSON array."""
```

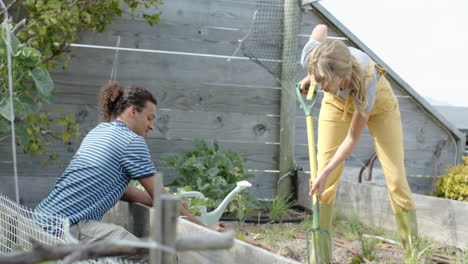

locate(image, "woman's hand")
[[300, 76, 311, 95], [309, 171, 329, 199]]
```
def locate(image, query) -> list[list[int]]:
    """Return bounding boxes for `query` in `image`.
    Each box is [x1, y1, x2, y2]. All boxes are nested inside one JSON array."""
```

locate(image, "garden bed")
[[297, 174, 468, 249], [228, 211, 467, 264]]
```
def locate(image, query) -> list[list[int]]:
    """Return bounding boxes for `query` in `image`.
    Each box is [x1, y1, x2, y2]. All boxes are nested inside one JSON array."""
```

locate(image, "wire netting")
[[0, 194, 135, 263], [0, 194, 71, 254], [240, 0, 303, 81]]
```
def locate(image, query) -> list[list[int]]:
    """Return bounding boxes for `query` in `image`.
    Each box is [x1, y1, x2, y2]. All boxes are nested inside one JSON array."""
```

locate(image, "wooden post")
[[161, 195, 179, 264], [150, 172, 163, 264], [278, 0, 300, 197]]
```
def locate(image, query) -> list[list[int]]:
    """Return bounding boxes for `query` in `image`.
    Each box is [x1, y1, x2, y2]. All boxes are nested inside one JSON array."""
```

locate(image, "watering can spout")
[[202, 181, 252, 227], [175, 181, 252, 227]]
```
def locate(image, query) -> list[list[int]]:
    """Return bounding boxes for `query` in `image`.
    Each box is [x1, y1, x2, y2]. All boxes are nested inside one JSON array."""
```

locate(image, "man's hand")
[[181, 200, 190, 210], [210, 222, 227, 232]]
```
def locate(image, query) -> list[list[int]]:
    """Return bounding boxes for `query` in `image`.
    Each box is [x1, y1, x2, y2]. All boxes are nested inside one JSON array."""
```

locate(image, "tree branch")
[[0, 232, 234, 264]]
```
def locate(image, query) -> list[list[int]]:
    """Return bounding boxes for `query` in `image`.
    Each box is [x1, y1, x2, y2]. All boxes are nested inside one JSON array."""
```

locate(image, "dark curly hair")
[[98, 82, 157, 122]]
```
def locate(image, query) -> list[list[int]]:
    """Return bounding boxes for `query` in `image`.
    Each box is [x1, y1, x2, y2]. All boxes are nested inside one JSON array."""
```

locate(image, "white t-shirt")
[[301, 40, 379, 113]]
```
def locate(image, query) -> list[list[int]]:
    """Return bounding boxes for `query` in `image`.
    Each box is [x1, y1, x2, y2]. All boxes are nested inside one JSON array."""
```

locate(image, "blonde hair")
[[308, 40, 369, 115]]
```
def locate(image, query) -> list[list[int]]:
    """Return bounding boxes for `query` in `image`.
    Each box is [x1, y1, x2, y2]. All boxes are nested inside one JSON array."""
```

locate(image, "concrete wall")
[[297, 172, 468, 249], [0, 0, 463, 207]]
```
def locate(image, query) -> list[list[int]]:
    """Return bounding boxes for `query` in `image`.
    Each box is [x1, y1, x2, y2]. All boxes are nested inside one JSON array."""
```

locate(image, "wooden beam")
[[278, 0, 300, 197]]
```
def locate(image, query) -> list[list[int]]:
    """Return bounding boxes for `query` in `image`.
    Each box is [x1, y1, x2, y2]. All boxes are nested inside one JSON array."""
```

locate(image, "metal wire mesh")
[[0, 194, 71, 253], [0, 194, 135, 263], [240, 0, 303, 81]]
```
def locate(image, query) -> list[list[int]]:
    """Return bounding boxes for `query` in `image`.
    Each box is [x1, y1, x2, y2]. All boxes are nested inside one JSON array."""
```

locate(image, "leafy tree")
[[0, 0, 162, 164], [10, 0, 163, 69]]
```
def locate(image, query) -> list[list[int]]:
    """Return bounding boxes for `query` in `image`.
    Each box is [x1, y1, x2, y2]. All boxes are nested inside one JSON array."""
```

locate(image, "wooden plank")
[[36, 103, 281, 143], [0, 169, 276, 210], [78, 22, 248, 57], [50, 74, 281, 115], [0, 138, 279, 178], [141, 0, 258, 29], [150, 109, 281, 142], [0, 168, 277, 211], [0, 176, 57, 209], [57, 48, 279, 88]]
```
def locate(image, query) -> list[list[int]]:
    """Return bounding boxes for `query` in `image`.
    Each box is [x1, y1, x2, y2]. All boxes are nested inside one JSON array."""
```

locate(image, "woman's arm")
[[309, 111, 368, 198], [299, 24, 328, 93], [310, 24, 328, 42]]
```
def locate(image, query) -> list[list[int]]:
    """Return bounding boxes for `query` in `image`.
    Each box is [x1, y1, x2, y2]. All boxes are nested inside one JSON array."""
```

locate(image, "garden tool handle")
[[296, 83, 320, 228], [295, 83, 318, 117], [314, 193, 320, 228], [295, 82, 319, 182]]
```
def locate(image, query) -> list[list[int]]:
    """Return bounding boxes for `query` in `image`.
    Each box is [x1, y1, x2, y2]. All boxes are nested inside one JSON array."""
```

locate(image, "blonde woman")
[[301, 24, 418, 262]]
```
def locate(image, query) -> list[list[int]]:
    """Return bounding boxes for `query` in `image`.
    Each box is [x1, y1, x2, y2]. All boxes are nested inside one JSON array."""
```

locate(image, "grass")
[[454, 249, 468, 264], [360, 236, 379, 261], [231, 210, 467, 264], [259, 224, 297, 245], [404, 235, 434, 264], [301, 214, 313, 230], [267, 195, 297, 219], [233, 222, 297, 245]]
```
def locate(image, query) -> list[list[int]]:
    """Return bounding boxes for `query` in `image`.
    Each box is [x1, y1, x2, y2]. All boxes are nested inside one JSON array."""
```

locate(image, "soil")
[[226, 219, 463, 264]]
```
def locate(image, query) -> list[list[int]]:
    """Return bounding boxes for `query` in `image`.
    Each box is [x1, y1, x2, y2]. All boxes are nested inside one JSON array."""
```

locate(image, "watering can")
[[176, 181, 252, 227]]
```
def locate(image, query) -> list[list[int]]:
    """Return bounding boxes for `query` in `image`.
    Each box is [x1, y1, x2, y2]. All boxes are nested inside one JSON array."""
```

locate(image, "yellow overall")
[[307, 54, 418, 262]]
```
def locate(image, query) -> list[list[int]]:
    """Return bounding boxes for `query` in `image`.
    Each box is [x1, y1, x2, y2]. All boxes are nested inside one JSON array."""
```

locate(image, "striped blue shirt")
[[35, 120, 156, 226]]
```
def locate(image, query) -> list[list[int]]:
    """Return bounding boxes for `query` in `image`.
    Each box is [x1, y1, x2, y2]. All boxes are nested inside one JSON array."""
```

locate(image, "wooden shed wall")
[[0, 0, 461, 207]]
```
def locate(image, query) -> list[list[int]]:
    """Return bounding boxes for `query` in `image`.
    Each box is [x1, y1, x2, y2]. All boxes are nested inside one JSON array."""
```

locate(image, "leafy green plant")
[[228, 194, 256, 219], [434, 156, 468, 202], [0, 24, 79, 164], [267, 194, 296, 219], [172, 186, 210, 217], [1, 0, 163, 163], [162, 138, 259, 217], [11, 0, 163, 69]]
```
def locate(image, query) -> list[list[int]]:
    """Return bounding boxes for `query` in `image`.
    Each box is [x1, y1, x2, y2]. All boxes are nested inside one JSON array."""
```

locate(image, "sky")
[[320, 0, 468, 107]]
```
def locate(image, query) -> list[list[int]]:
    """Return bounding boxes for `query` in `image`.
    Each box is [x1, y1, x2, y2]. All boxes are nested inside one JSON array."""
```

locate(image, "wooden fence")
[[0, 0, 463, 207]]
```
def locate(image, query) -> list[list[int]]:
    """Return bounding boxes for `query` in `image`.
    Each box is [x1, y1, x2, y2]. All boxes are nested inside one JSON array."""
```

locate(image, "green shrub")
[[162, 138, 259, 217], [434, 156, 468, 202]]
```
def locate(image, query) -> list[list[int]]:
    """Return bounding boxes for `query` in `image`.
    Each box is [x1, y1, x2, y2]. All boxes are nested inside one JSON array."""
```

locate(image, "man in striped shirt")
[[35, 82, 218, 259]]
